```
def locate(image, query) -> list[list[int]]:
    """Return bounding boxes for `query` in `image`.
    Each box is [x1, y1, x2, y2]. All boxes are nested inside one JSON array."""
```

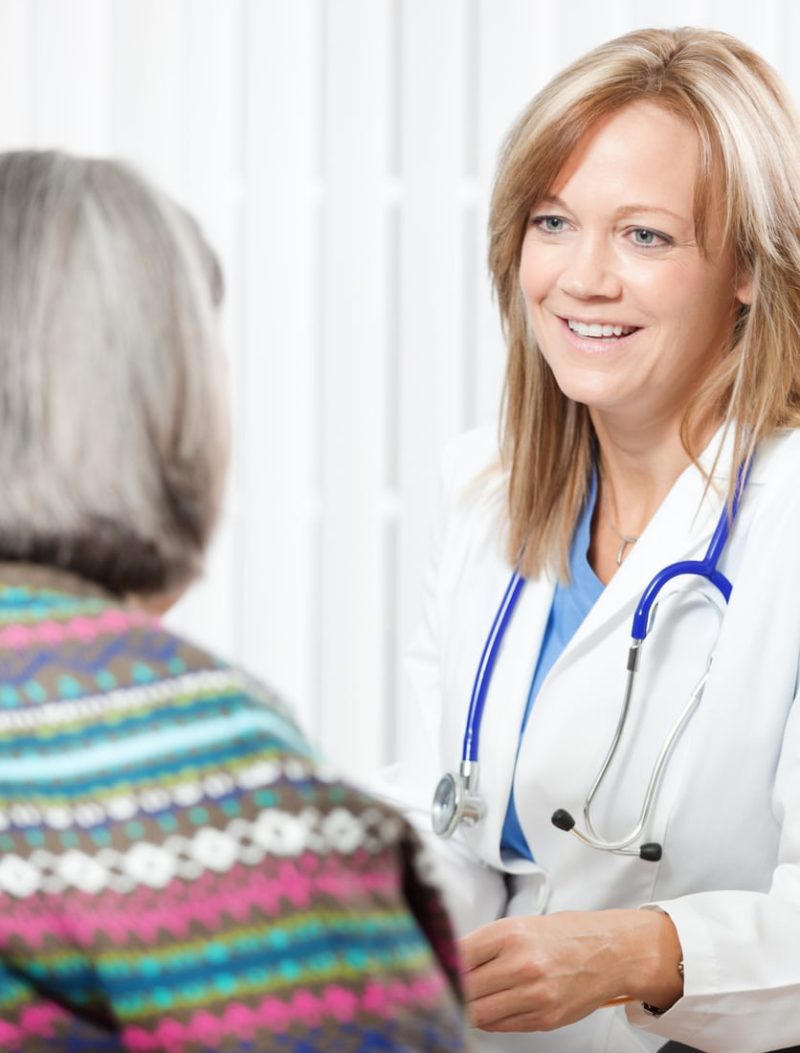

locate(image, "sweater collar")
[[0, 562, 117, 602]]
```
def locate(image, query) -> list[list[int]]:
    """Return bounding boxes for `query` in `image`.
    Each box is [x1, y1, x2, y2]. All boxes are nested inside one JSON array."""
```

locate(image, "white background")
[[1, 0, 798, 777]]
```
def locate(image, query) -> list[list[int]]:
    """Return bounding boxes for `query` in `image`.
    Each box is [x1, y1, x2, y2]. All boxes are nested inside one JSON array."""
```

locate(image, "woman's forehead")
[[540, 101, 728, 249], [550, 103, 699, 201]]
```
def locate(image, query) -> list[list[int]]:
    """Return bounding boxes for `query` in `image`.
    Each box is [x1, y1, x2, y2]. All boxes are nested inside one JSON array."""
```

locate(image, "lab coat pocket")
[[504, 869, 550, 918]]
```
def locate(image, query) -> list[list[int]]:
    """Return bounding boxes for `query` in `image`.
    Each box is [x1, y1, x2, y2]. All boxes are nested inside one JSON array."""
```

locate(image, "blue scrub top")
[[501, 477, 604, 862]]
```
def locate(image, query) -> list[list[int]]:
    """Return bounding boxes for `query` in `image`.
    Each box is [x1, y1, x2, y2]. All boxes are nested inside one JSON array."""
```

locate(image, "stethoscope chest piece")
[[432, 761, 486, 838]]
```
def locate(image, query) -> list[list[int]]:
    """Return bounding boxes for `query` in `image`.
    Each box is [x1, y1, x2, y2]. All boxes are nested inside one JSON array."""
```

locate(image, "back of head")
[[490, 27, 800, 577], [0, 150, 228, 596]]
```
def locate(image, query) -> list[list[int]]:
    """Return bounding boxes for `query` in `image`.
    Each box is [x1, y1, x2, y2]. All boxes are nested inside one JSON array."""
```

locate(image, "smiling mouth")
[[566, 319, 640, 339]]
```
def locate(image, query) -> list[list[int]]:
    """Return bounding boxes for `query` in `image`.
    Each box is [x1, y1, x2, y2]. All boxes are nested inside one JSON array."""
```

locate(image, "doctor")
[[385, 26, 800, 1053]]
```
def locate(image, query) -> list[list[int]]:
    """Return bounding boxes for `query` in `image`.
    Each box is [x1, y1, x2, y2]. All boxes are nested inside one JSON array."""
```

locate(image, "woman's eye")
[[629, 227, 669, 248], [531, 215, 567, 233]]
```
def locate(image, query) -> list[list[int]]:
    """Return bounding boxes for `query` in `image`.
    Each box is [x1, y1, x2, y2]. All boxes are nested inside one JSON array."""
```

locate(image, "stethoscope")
[[431, 465, 749, 861]]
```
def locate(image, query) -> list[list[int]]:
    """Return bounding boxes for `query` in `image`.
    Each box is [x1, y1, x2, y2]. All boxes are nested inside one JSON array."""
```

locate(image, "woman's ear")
[[735, 267, 753, 306]]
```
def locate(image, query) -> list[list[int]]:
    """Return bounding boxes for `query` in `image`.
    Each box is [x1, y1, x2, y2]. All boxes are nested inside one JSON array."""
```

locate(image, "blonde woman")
[[384, 27, 800, 1053]]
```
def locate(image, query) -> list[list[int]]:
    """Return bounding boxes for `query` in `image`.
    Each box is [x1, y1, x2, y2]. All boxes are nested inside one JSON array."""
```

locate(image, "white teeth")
[[567, 320, 635, 338]]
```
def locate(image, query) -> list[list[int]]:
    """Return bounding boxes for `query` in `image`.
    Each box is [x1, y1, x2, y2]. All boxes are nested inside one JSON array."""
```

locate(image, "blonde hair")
[[490, 27, 800, 578], [0, 151, 228, 595]]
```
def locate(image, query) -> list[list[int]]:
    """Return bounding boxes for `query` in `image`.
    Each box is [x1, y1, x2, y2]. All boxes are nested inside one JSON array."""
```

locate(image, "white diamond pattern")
[[0, 805, 405, 898], [57, 849, 108, 894], [191, 827, 238, 873], [0, 855, 40, 897], [125, 842, 177, 889], [0, 759, 320, 835]]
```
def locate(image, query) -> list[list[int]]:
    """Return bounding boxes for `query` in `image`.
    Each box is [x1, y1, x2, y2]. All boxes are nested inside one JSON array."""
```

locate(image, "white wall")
[[1, 0, 797, 776]]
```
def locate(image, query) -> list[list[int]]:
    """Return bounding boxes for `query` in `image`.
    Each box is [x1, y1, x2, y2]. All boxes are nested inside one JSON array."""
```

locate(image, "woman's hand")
[[459, 908, 683, 1033]]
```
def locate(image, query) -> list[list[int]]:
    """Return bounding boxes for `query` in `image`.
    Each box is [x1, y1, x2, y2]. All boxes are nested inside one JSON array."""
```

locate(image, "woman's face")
[[519, 101, 751, 436]]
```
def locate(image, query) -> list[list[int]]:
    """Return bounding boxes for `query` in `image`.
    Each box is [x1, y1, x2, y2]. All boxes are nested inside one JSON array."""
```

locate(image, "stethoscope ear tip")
[[639, 842, 663, 862], [550, 812, 663, 862], [551, 808, 576, 832]]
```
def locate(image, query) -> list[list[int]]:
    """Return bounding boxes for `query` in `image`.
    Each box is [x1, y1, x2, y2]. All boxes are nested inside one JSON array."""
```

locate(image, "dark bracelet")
[[641, 960, 684, 1017], [642, 1001, 667, 1017]]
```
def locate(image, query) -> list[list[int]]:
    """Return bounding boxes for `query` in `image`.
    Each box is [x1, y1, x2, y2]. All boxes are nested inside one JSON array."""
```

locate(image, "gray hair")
[[0, 150, 228, 595]]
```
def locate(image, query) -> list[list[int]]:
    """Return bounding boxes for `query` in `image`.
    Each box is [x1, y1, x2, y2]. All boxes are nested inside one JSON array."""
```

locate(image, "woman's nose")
[[557, 237, 622, 300]]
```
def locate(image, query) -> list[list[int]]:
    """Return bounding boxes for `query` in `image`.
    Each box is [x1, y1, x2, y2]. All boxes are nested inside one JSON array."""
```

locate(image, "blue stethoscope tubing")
[[629, 460, 747, 639], [433, 462, 750, 854], [462, 569, 527, 763]]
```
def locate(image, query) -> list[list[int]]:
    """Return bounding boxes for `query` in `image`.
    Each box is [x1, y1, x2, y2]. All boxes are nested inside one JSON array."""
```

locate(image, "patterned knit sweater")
[[0, 564, 466, 1052]]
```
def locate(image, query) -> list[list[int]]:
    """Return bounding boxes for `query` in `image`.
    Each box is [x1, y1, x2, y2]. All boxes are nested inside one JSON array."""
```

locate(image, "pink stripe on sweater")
[[122, 975, 450, 1051], [0, 608, 154, 650], [0, 1003, 65, 1043], [0, 857, 402, 948], [0, 971, 449, 1048]]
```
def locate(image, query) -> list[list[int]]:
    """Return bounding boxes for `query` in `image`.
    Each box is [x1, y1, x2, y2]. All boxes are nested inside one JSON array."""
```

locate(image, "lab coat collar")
[[556, 425, 737, 663]]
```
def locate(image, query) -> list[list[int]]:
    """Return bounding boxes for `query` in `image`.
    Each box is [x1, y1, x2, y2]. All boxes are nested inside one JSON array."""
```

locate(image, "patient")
[[0, 150, 466, 1052]]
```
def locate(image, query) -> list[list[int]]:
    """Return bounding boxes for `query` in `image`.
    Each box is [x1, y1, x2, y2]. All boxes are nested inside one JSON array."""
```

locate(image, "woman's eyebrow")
[[613, 203, 688, 223], [534, 196, 687, 226]]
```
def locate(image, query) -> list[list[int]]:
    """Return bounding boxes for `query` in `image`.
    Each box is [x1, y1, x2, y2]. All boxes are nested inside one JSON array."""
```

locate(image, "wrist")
[[621, 908, 684, 1011]]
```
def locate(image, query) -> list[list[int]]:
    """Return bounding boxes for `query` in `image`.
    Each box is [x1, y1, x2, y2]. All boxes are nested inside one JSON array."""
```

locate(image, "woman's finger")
[[462, 957, 515, 1003], [467, 987, 537, 1029], [459, 920, 507, 969]]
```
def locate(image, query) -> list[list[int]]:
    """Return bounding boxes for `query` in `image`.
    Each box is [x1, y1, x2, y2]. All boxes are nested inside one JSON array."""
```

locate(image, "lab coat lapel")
[[558, 435, 735, 666]]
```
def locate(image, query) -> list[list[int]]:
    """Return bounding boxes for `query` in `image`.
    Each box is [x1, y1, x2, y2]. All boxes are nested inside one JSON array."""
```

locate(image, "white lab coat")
[[380, 424, 800, 1053]]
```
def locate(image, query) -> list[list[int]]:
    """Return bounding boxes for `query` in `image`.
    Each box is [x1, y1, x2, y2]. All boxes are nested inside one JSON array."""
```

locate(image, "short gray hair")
[[0, 150, 228, 595]]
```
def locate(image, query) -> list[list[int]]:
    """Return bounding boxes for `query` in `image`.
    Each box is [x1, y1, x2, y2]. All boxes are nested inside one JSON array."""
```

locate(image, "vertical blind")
[[0, 0, 795, 777]]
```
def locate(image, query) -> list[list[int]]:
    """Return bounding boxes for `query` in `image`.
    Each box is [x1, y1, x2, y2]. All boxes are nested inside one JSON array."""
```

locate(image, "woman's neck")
[[588, 410, 720, 583]]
